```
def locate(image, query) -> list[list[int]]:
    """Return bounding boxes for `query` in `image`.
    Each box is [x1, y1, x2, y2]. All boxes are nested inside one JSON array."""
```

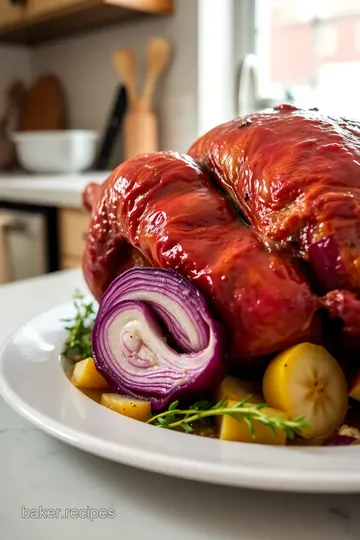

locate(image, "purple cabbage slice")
[[92, 267, 226, 409]]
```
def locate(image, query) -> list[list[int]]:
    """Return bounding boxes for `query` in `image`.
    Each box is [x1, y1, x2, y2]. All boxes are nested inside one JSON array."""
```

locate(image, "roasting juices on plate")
[[63, 105, 360, 446]]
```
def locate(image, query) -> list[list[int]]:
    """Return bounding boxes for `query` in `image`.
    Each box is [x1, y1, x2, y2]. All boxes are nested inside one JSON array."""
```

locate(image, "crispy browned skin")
[[189, 105, 360, 294], [83, 152, 316, 362]]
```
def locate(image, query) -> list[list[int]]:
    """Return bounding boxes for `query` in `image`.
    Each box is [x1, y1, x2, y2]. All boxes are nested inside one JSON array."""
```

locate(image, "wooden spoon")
[[113, 49, 137, 110], [138, 37, 171, 112]]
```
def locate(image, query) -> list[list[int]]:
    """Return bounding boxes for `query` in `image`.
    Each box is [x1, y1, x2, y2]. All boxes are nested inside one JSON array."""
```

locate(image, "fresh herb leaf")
[[236, 395, 252, 408], [212, 397, 228, 410], [168, 400, 179, 411], [148, 395, 310, 439], [254, 402, 267, 410], [267, 422, 277, 437], [192, 399, 214, 411], [243, 416, 255, 440], [62, 290, 96, 361]]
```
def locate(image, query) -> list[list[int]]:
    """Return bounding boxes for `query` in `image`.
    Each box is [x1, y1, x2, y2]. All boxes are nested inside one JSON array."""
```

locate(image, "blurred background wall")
[[30, 0, 198, 151]]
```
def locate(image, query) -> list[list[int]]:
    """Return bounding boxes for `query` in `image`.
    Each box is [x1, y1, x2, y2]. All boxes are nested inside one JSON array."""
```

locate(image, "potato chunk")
[[219, 400, 288, 445], [216, 375, 263, 403], [71, 357, 109, 390], [79, 388, 104, 403], [101, 394, 151, 422], [349, 369, 360, 401]]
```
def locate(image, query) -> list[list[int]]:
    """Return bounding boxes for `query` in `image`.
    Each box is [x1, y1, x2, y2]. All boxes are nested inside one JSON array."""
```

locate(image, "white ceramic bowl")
[[12, 130, 99, 173]]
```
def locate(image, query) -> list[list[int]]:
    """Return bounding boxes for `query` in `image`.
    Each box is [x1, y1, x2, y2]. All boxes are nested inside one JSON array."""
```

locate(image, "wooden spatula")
[[138, 37, 171, 112], [113, 49, 137, 110]]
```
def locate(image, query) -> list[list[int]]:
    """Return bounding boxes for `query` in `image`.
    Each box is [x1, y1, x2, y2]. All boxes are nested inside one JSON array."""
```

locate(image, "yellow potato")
[[78, 388, 104, 404], [349, 370, 360, 401], [219, 400, 288, 445], [216, 375, 263, 404], [101, 393, 151, 422], [71, 357, 109, 390], [263, 343, 348, 439]]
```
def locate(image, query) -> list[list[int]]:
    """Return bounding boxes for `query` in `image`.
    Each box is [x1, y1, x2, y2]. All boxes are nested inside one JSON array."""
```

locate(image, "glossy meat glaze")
[[83, 152, 316, 360], [189, 105, 360, 294], [83, 107, 360, 365]]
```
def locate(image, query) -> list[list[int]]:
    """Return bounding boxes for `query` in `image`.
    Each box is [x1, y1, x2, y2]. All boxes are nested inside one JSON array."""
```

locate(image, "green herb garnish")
[[62, 290, 95, 361], [148, 396, 310, 439]]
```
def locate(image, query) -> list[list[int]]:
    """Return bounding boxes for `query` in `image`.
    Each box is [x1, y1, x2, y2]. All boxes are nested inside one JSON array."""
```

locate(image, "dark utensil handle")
[[95, 85, 127, 170]]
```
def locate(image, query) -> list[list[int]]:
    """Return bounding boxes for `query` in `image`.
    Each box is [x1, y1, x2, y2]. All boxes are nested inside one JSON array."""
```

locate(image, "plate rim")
[[2, 302, 360, 493]]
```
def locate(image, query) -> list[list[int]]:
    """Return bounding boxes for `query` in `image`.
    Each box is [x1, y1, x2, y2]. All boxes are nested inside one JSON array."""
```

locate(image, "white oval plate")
[[1, 301, 360, 493]]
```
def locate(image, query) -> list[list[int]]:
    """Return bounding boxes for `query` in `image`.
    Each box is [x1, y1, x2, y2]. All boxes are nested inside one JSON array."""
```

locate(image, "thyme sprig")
[[148, 396, 310, 439], [62, 290, 95, 361]]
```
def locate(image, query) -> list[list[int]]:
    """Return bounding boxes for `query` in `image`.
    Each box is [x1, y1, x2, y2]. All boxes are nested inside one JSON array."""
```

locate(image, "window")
[[254, 0, 360, 117]]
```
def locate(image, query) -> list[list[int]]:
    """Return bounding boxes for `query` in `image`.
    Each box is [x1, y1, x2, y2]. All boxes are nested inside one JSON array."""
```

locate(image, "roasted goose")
[[83, 152, 316, 361], [83, 107, 360, 365], [189, 104, 360, 294]]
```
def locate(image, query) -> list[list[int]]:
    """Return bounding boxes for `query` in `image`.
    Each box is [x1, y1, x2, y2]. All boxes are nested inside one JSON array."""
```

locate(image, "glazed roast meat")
[[82, 106, 360, 365], [82, 152, 316, 361], [189, 104, 360, 294]]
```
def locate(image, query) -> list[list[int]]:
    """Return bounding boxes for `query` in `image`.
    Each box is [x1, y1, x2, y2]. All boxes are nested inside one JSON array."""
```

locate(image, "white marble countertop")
[[0, 172, 109, 208], [1, 270, 360, 539]]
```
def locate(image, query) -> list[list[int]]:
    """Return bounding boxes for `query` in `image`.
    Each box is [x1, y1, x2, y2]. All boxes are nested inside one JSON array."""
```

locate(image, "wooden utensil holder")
[[124, 110, 158, 160]]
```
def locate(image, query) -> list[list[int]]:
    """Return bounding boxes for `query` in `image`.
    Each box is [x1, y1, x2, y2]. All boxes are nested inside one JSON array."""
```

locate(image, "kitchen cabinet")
[[0, 1, 26, 28], [26, 0, 91, 19], [59, 207, 89, 269], [0, 201, 58, 284], [0, 0, 173, 44]]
